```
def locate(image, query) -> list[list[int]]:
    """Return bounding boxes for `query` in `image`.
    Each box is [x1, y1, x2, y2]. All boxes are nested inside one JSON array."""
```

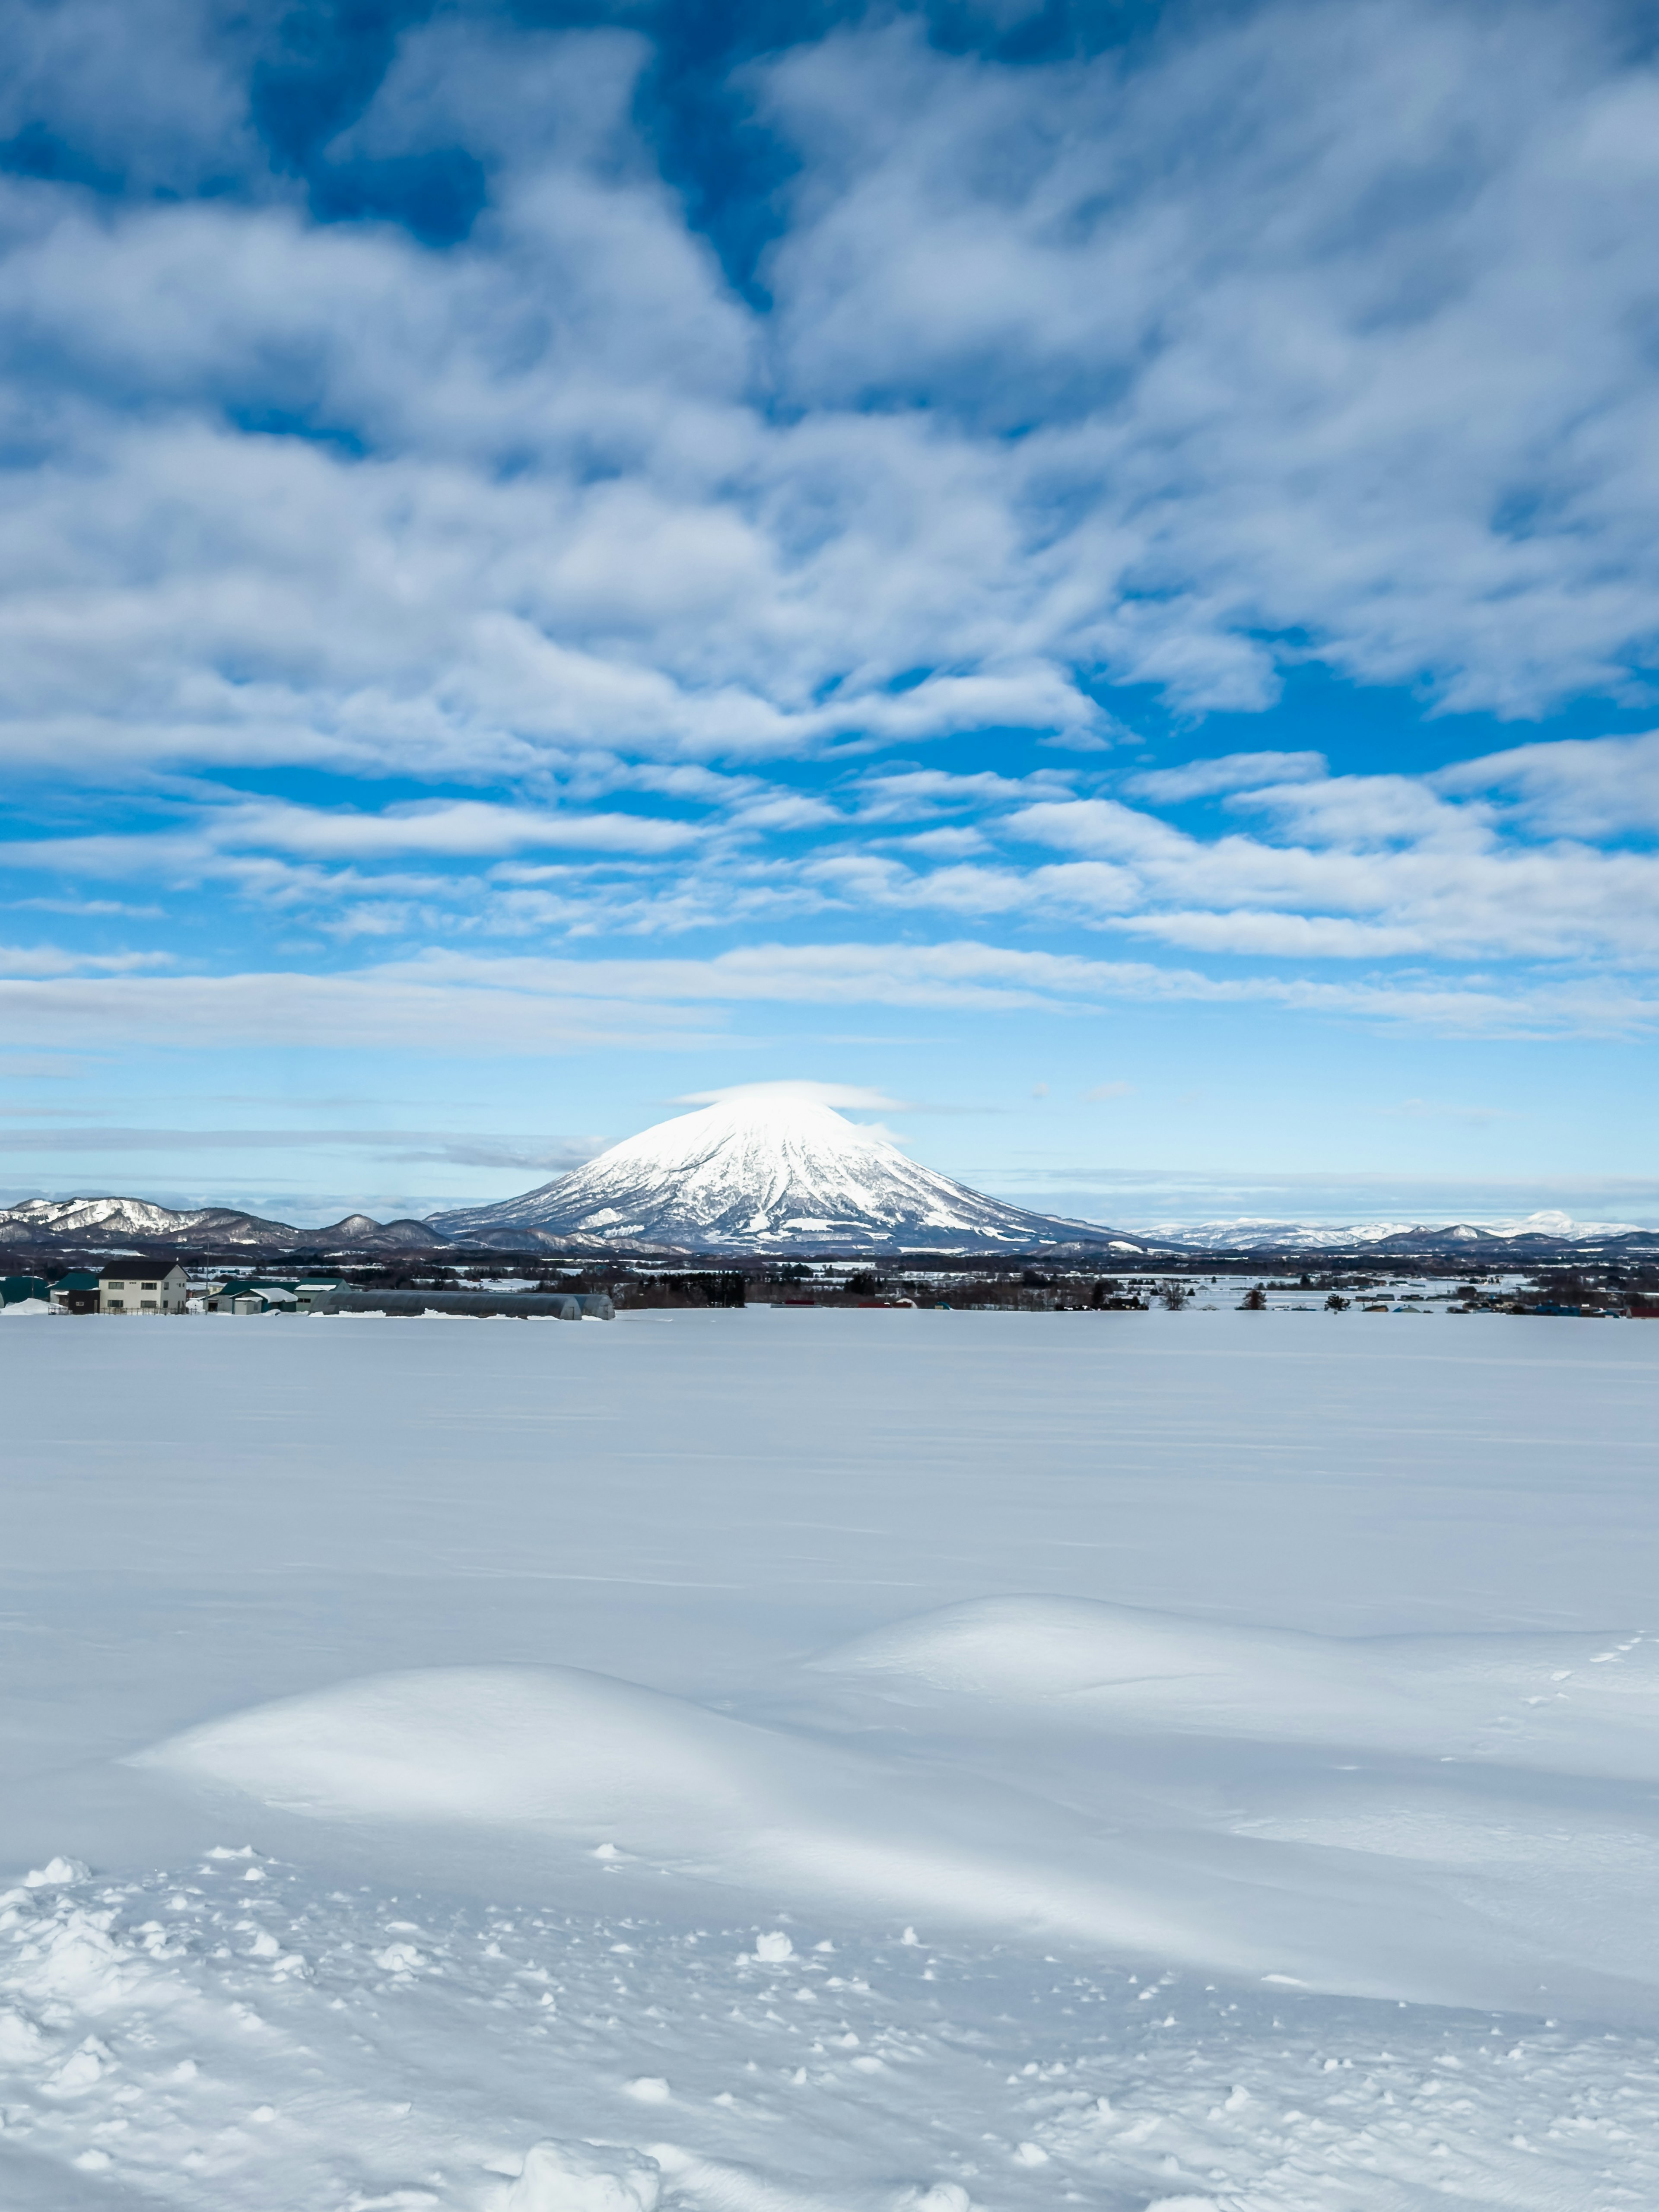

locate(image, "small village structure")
[[207, 1287, 278, 1315], [96, 1262, 189, 1315], [203, 1276, 346, 1314]]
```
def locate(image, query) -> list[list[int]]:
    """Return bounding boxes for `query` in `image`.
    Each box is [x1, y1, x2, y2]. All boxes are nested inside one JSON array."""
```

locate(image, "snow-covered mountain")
[[0, 1196, 442, 1250], [427, 1091, 1147, 1253], [0, 1195, 298, 1245], [1144, 1211, 1658, 1253], [317, 1214, 440, 1249]]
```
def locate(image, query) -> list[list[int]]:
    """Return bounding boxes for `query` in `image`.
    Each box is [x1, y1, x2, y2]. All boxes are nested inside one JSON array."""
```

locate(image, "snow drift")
[[814, 1594, 1659, 1776], [136, 1598, 1659, 2016], [133, 1662, 1228, 1972]]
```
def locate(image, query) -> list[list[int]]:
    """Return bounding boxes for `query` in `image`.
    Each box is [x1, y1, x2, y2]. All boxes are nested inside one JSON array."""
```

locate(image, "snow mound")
[[810, 1595, 1390, 1744], [813, 1595, 1322, 1698], [134, 1667, 800, 1846], [813, 1597, 1659, 1776], [130, 1662, 1344, 1976], [506, 2139, 660, 2212], [130, 1628, 1659, 2011]]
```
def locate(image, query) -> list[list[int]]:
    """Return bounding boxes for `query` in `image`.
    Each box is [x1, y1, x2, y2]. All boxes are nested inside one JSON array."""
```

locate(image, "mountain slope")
[[0, 1196, 445, 1250], [0, 1195, 302, 1246], [427, 1092, 1145, 1253]]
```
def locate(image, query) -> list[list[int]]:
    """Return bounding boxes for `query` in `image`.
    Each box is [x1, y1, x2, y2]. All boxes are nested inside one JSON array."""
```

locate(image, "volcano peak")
[[428, 1088, 1138, 1254]]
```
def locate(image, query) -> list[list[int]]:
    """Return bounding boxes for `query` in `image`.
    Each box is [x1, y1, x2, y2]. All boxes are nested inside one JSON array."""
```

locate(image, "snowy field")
[[3, 1309, 1658, 2212]]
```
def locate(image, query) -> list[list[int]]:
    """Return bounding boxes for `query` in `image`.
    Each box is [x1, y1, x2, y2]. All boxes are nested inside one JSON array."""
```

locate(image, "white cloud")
[[1434, 729, 1659, 836], [1107, 910, 1433, 958], [852, 768, 1077, 823], [0, 940, 1641, 1061], [5, 0, 1659, 806], [0, 944, 173, 978], [8, 1, 1659, 1074], [0, 970, 718, 1054], [8, 721, 1659, 978], [762, 5, 1659, 717], [1128, 753, 1329, 802], [888, 826, 992, 858], [998, 789, 1659, 961], [0, 1125, 606, 1166], [1225, 776, 1484, 849], [2, 0, 253, 193], [210, 798, 704, 860]]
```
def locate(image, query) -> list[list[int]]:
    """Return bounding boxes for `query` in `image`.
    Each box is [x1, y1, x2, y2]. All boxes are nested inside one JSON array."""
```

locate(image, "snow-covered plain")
[[3, 1309, 1657, 2210]]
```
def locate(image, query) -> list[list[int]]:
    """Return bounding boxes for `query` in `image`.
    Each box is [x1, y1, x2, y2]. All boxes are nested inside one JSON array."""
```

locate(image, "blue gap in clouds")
[[227, 406, 369, 457], [1, 0, 1199, 261], [621, 0, 1179, 305], [308, 146, 489, 246], [251, 0, 488, 244], [252, 0, 442, 169], [1084, 661, 1659, 784], [0, 121, 123, 194], [242, 0, 1180, 287], [506, 0, 846, 311], [926, 0, 1176, 65]]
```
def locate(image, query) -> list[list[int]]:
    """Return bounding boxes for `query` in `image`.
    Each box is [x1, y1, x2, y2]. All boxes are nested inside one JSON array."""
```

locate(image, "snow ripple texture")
[[4, 1856, 1657, 2212]]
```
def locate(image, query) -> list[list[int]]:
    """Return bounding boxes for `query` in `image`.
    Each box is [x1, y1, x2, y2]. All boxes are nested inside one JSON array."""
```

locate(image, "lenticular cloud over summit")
[[429, 1085, 1124, 1251]]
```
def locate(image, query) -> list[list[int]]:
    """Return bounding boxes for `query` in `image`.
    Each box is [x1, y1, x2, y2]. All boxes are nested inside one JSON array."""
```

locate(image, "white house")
[[98, 1262, 189, 1315]]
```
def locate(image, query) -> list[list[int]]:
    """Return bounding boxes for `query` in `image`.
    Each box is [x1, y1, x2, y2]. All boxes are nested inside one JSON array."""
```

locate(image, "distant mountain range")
[[0, 1195, 438, 1252], [5, 1140, 1655, 1261], [1139, 1211, 1659, 1256]]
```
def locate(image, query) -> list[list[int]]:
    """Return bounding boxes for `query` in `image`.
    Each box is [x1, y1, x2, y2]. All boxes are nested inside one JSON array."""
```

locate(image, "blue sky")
[[4, 0, 1659, 1228]]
